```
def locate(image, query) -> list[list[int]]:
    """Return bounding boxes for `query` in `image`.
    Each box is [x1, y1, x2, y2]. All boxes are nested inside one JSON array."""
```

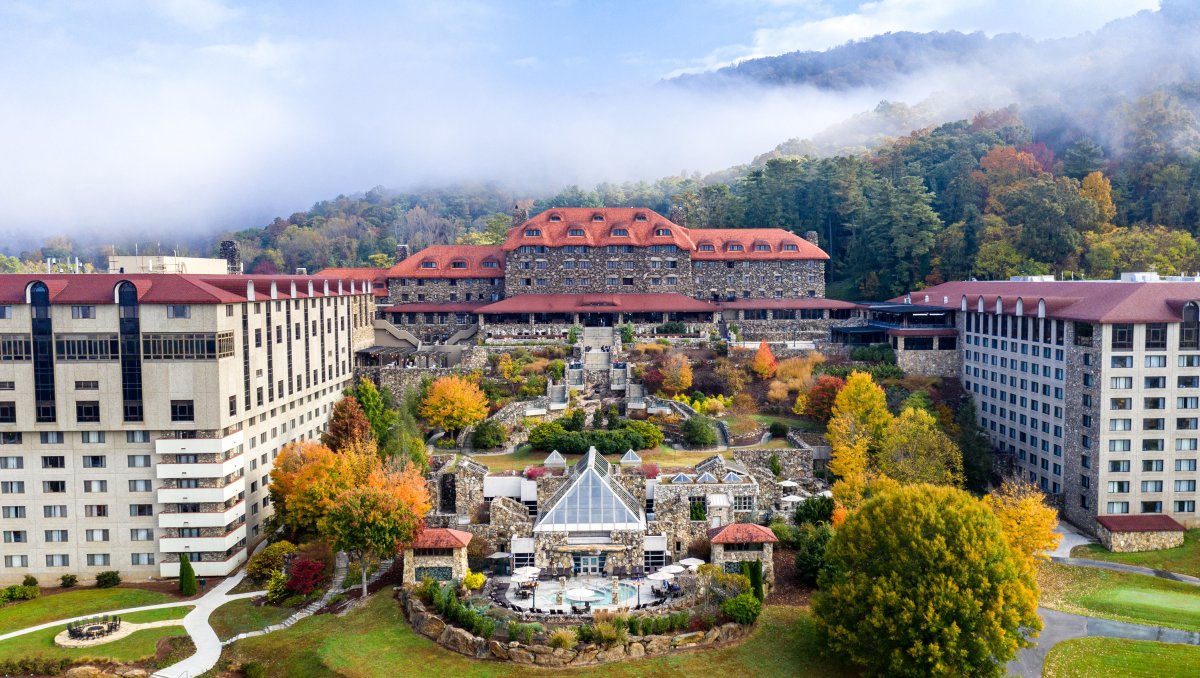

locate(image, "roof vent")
[[295, 268, 308, 276], [1120, 272, 1161, 282]]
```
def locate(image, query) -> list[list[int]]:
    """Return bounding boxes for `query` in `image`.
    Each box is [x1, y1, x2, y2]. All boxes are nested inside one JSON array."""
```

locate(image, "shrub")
[[327, 594, 347, 606], [247, 540, 298, 583], [463, 569, 485, 591], [620, 323, 635, 344], [622, 419, 664, 449], [528, 421, 566, 450], [21, 575, 37, 587], [593, 621, 627, 648], [567, 326, 579, 344], [682, 415, 718, 446], [627, 617, 640, 635], [656, 320, 687, 334], [4, 585, 38, 601], [654, 616, 669, 634], [640, 462, 659, 479], [576, 623, 595, 643], [479, 617, 496, 639], [769, 453, 782, 478], [96, 571, 121, 589], [768, 421, 789, 438], [741, 561, 764, 601], [265, 570, 289, 603], [0, 659, 71, 676], [850, 344, 896, 364], [59, 574, 77, 588], [794, 494, 836, 526], [525, 466, 548, 480], [243, 661, 267, 678], [794, 522, 835, 587], [770, 520, 798, 548], [721, 593, 762, 625], [470, 419, 508, 449], [282, 593, 305, 608], [562, 408, 587, 432], [415, 577, 438, 604], [179, 554, 198, 596], [689, 501, 707, 521], [548, 628, 577, 649], [286, 558, 328, 595], [547, 359, 566, 380]]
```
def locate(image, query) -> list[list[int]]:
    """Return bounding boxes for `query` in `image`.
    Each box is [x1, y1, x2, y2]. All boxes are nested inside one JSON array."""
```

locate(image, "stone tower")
[[218, 240, 242, 274], [511, 203, 529, 229]]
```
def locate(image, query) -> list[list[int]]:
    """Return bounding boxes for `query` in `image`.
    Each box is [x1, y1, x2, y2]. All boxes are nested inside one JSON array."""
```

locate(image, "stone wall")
[[387, 277, 504, 304], [733, 316, 860, 343], [504, 245, 696, 297], [398, 589, 751, 667], [402, 547, 468, 584], [711, 542, 775, 590], [894, 347, 961, 377], [730, 448, 818, 512], [1095, 525, 1185, 552], [692, 259, 825, 299]]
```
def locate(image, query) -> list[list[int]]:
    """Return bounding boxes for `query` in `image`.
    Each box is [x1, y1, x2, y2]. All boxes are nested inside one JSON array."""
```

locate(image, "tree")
[[322, 396, 374, 452], [715, 358, 748, 394], [353, 378, 398, 446], [682, 415, 718, 447], [793, 522, 834, 586], [956, 398, 994, 493], [876, 407, 965, 487], [270, 442, 380, 538], [179, 556, 198, 596], [803, 375, 844, 423], [826, 372, 892, 507], [814, 485, 1040, 677], [751, 341, 777, 379], [470, 419, 508, 449], [661, 353, 693, 395], [497, 353, 523, 395], [1079, 171, 1117, 223], [419, 376, 489, 436], [320, 465, 430, 599], [982, 479, 1061, 569]]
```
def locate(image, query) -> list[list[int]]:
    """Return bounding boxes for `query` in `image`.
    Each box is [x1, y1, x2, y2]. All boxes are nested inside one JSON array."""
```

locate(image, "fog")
[[0, 1, 1194, 251]]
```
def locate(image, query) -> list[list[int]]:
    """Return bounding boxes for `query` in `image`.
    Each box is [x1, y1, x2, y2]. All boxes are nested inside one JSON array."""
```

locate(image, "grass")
[[1038, 563, 1200, 631], [210, 599, 292, 641], [1069, 529, 1200, 578], [218, 586, 851, 677], [1042, 637, 1200, 678], [0, 606, 192, 664], [751, 414, 818, 432], [0, 587, 180, 635]]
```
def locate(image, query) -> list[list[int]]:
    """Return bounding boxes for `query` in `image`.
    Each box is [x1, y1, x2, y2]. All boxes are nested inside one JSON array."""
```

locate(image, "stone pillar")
[[611, 576, 619, 605], [557, 577, 565, 605]]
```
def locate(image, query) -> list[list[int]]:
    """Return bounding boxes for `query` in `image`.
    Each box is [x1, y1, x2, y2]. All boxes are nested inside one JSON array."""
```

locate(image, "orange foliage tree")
[[321, 396, 374, 452], [418, 375, 489, 436], [752, 341, 777, 379], [803, 375, 845, 423], [269, 441, 380, 538], [661, 353, 693, 395]]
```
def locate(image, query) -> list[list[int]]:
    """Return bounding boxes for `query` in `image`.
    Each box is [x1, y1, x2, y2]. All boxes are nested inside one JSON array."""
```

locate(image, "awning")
[[486, 552, 512, 559]]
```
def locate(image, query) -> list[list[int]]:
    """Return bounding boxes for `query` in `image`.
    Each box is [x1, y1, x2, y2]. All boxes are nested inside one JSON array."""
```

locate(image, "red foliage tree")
[[752, 341, 777, 379], [641, 463, 659, 479], [321, 396, 374, 452], [286, 558, 328, 595], [805, 375, 846, 424]]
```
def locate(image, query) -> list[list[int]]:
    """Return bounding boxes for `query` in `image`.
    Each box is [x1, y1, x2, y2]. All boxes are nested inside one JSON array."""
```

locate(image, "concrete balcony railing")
[[154, 429, 244, 456], [158, 546, 248, 578], [159, 523, 247, 554], [157, 500, 246, 529], [155, 454, 244, 480], [157, 480, 243, 505]]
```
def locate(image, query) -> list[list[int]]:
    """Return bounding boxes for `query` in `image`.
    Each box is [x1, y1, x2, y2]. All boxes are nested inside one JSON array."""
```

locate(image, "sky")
[[0, 0, 1160, 243]]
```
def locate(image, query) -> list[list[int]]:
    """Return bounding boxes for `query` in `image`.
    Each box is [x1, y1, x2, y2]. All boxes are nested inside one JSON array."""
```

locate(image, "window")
[[44, 530, 68, 542], [1110, 419, 1131, 431], [85, 529, 109, 542], [43, 481, 66, 493], [0, 481, 23, 494], [523, 229, 541, 237], [1111, 323, 1133, 350], [81, 431, 105, 444], [0, 306, 8, 319], [0, 456, 21, 469], [1110, 377, 1132, 389], [3, 531, 26, 543], [170, 400, 194, 422], [1145, 323, 1167, 350], [76, 401, 100, 423], [733, 496, 754, 511], [727, 244, 744, 252], [1145, 397, 1166, 410], [71, 305, 96, 319], [1141, 481, 1163, 493], [131, 553, 155, 565], [450, 260, 467, 269], [1176, 480, 1197, 492], [611, 228, 629, 236], [1142, 439, 1165, 452], [654, 228, 671, 236], [83, 480, 107, 493], [0, 401, 14, 424], [129, 479, 152, 492], [128, 454, 151, 467], [127, 430, 149, 443], [4, 556, 28, 568], [82, 455, 105, 468], [40, 431, 63, 444], [86, 554, 110, 567], [43, 505, 66, 518], [129, 504, 153, 517], [1179, 397, 1200, 409], [1177, 459, 1198, 472], [1145, 376, 1166, 389], [1106, 502, 1129, 514], [0, 432, 17, 445], [567, 228, 585, 236], [1108, 481, 1130, 493], [1145, 355, 1167, 368], [1108, 460, 1130, 472], [1176, 501, 1196, 513], [754, 243, 770, 251], [74, 380, 99, 390], [1, 506, 25, 519], [45, 555, 69, 567], [1178, 439, 1198, 451], [166, 305, 191, 319], [131, 528, 153, 541], [1141, 501, 1163, 513]]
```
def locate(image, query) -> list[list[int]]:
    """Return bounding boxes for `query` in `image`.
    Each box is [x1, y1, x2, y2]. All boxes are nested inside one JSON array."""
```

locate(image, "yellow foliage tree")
[[876, 407, 965, 487], [827, 371, 893, 509], [661, 352, 693, 395], [983, 479, 1062, 569], [419, 375, 489, 436], [1079, 171, 1117, 224]]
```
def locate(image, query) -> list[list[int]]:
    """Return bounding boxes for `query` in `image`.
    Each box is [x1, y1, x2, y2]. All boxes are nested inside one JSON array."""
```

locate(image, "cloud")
[[153, 0, 242, 32]]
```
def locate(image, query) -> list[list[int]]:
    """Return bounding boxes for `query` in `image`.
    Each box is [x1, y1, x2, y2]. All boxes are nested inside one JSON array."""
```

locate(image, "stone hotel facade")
[[0, 273, 374, 583]]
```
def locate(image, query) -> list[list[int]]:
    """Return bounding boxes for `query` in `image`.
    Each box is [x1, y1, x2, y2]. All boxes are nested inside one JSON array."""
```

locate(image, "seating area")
[[65, 615, 121, 640], [484, 569, 689, 617]]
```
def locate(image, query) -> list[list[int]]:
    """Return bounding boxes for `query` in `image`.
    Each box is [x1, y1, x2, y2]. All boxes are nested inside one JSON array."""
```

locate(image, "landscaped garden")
[[1042, 637, 1200, 678], [0, 606, 192, 668], [0, 585, 183, 635], [1069, 529, 1200, 578], [210, 598, 293, 641], [1037, 562, 1200, 631]]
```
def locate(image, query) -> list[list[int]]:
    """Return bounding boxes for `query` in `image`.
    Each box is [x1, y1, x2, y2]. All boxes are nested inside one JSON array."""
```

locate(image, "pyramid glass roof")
[[534, 447, 644, 532]]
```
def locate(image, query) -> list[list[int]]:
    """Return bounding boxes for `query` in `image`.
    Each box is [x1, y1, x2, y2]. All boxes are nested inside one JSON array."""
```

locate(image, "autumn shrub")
[[548, 628, 578, 649], [286, 558, 328, 595], [730, 392, 758, 414], [766, 381, 791, 402], [524, 466, 548, 480], [266, 570, 290, 603], [463, 569, 485, 591], [721, 593, 762, 625], [247, 540, 298, 583], [593, 621, 627, 648], [640, 462, 659, 479]]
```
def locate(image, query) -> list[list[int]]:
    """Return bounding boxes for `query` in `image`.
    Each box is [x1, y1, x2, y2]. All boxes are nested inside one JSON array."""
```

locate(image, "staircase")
[[627, 383, 646, 410], [223, 551, 350, 645], [548, 382, 568, 410], [580, 327, 614, 370]]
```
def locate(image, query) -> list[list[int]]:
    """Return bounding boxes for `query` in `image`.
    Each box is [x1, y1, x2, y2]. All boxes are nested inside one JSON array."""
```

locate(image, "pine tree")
[[179, 555, 198, 596]]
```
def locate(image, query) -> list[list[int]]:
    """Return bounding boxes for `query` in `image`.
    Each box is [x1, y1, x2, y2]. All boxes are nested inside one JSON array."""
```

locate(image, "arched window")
[[1182, 302, 1199, 350]]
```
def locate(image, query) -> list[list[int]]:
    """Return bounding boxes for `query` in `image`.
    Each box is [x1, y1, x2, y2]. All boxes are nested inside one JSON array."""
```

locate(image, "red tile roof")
[[411, 528, 473, 549], [891, 280, 1200, 323], [317, 267, 389, 297], [691, 229, 828, 261], [716, 298, 859, 310], [1096, 515, 1185, 533], [386, 246, 505, 279], [0, 273, 371, 305], [476, 293, 719, 315], [504, 208, 696, 251], [708, 523, 779, 544], [382, 302, 486, 314]]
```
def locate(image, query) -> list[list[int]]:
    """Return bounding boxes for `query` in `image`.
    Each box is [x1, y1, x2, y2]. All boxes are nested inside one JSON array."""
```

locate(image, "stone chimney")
[[395, 244, 410, 263], [804, 231, 820, 247], [511, 203, 529, 229], [219, 240, 242, 274], [668, 204, 686, 226]]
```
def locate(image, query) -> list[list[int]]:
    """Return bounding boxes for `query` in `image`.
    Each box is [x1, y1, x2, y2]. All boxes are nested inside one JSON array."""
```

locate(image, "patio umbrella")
[[778, 480, 798, 487], [678, 557, 705, 567], [565, 588, 600, 601], [513, 566, 541, 576], [661, 564, 685, 574], [646, 571, 674, 581], [781, 494, 804, 503]]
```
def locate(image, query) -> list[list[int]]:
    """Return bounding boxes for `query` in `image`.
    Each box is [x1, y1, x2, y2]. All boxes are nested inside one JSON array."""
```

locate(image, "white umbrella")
[[781, 494, 804, 503], [513, 566, 541, 576], [820, 490, 833, 498], [678, 557, 705, 567], [661, 564, 685, 574], [646, 571, 674, 581], [687, 564, 699, 572], [778, 480, 798, 487], [565, 587, 600, 601]]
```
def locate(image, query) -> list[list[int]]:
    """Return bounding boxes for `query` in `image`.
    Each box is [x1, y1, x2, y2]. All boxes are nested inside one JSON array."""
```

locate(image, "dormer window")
[[698, 243, 715, 252], [481, 260, 499, 269], [611, 228, 629, 237], [548, 214, 562, 222], [655, 228, 672, 237], [728, 244, 744, 252], [450, 260, 468, 269], [634, 213, 648, 222], [524, 228, 541, 236], [754, 244, 771, 252], [592, 214, 604, 222], [419, 261, 437, 269], [782, 243, 798, 251]]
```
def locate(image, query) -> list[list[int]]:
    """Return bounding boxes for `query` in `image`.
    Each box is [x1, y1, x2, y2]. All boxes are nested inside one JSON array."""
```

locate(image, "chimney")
[[804, 231, 820, 247], [395, 244, 410, 263], [219, 240, 242, 274], [511, 203, 528, 229]]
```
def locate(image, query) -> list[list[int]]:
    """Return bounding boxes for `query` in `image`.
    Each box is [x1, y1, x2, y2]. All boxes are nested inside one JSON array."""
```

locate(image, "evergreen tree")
[[179, 556, 198, 596]]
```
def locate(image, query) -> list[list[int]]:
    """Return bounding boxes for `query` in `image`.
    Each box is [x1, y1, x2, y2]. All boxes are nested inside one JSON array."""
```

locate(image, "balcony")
[[159, 523, 247, 553], [158, 546, 248, 578], [155, 429, 244, 456], [157, 500, 245, 529], [155, 454, 244, 480], [157, 481, 243, 505]]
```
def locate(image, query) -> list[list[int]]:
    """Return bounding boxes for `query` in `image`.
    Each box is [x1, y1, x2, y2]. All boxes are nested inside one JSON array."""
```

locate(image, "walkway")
[[1050, 521, 1094, 558], [1007, 607, 1200, 678], [152, 572, 264, 678], [221, 551, 353, 645], [1050, 556, 1200, 586], [0, 599, 198, 643]]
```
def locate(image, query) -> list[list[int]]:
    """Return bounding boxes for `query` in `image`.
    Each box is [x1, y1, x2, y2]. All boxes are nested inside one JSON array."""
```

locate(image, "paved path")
[[222, 551, 352, 646], [1050, 556, 1200, 586], [0, 599, 200, 642], [1050, 522, 1095, 558], [1008, 607, 1200, 677], [151, 572, 263, 678]]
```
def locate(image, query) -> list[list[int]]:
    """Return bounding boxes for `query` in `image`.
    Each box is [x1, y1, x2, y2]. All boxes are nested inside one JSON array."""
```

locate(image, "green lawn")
[[1042, 637, 1200, 678], [0, 606, 191, 664], [1070, 529, 1200, 578], [1038, 563, 1200, 631], [210, 598, 292, 641], [218, 586, 850, 677], [0, 587, 181, 635]]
